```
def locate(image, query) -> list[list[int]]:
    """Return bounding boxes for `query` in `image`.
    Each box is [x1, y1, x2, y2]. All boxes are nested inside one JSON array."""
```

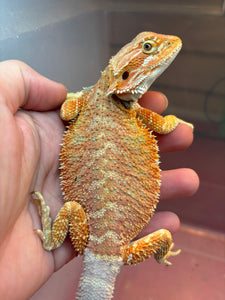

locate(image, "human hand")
[[0, 60, 68, 299], [0, 61, 199, 300]]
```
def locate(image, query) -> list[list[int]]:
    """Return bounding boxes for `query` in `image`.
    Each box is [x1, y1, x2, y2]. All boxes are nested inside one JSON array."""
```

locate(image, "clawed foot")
[[31, 191, 53, 249], [178, 118, 194, 132], [158, 243, 181, 266]]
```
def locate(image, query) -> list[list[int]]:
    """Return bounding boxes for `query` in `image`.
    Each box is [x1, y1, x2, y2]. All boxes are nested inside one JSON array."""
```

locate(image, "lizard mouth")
[[112, 94, 134, 109], [112, 85, 143, 104]]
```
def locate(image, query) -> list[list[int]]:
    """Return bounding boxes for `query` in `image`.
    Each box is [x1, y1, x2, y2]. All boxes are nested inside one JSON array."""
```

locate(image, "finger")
[[138, 91, 168, 114], [136, 211, 180, 239], [0, 60, 67, 114], [160, 168, 199, 201], [157, 123, 194, 153]]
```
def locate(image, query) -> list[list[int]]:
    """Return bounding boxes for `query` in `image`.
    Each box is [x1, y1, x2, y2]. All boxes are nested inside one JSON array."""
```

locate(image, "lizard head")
[[107, 31, 182, 104]]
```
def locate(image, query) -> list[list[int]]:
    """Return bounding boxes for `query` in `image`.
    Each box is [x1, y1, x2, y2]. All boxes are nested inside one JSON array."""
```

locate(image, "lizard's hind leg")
[[32, 192, 89, 253], [123, 229, 181, 266]]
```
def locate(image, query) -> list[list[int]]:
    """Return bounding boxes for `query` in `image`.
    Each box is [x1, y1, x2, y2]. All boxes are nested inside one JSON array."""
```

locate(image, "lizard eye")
[[142, 40, 157, 54]]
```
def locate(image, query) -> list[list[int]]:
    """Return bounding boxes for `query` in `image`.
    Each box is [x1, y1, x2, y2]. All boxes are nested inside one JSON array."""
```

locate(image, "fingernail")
[[160, 92, 168, 110]]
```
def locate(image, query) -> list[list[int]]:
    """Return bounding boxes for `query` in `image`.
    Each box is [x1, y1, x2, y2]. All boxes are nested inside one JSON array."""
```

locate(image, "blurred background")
[[1, 1, 224, 299]]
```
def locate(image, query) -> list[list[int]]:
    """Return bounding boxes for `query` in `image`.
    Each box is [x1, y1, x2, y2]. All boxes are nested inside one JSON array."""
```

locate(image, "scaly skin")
[[32, 32, 193, 299]]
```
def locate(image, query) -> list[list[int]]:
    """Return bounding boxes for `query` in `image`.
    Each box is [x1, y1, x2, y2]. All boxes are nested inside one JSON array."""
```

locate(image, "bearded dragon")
[[33, 32, 193, 299]]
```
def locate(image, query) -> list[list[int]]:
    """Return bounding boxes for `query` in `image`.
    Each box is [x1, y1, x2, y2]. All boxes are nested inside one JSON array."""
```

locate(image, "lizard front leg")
[[60, 87, 93, 121], [32, 192, 89, 253], [123, 229, 181, 266], [135, 103, 193, 134], [60, 93, 84, 121]]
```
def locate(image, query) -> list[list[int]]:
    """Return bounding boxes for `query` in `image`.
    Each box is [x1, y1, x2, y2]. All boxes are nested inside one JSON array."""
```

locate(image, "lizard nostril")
[[122, 71, 129, 80]]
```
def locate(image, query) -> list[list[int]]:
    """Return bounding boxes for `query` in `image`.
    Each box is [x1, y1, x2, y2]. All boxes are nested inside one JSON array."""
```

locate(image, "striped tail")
[[76, 249, 123, 300]]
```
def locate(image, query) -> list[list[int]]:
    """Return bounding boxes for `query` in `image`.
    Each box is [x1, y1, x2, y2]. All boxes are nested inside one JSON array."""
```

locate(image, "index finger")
[[138, 91, 168, 114]]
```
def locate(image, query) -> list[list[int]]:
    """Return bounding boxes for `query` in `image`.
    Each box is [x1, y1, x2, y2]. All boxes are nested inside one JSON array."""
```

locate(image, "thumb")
[[0, 60, 67, 114]]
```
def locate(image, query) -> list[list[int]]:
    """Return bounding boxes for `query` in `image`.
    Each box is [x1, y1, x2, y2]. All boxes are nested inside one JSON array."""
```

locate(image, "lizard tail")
[[76, 249, 123, 300]]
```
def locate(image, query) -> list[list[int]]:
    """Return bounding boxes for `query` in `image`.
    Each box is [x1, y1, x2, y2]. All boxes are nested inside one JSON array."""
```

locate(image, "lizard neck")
[[94, 66, 111, 97], [89, 66, 135, 113]]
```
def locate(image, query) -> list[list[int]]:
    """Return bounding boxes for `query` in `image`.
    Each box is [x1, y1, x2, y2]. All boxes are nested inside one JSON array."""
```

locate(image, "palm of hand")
[[0, 61, 68, 298], [0, 107, 67, 297]]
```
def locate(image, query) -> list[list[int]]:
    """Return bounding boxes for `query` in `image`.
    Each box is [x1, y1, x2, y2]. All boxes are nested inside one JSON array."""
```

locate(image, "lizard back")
[[60, 69, 160, 260]]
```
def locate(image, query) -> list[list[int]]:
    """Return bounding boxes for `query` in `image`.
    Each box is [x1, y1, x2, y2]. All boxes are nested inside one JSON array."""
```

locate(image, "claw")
[[158, 243, 181, 266]]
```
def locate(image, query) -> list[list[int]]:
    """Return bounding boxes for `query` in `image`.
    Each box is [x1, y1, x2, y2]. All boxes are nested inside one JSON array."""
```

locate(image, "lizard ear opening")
[[122, 71, 129, 80]]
